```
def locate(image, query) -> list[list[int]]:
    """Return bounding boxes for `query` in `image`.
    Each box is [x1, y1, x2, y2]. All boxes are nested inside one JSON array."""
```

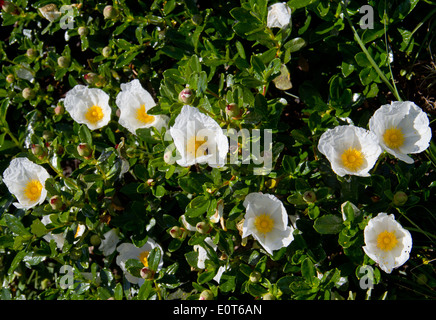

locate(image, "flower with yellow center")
[[369, 101, 432, 164], [169, 105, 229, 168], [363, 212, 412, 274], [2, 157, 50, 209], [64, 85, 111, 130], [242, 193, 294, 255], [318, 125, 382, 177], [116, 79, 168, 135], [116, 239, 163, 285]]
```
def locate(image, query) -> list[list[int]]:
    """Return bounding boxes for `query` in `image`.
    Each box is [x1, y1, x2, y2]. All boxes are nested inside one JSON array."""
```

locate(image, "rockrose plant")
[[0, 0, 435, 303]]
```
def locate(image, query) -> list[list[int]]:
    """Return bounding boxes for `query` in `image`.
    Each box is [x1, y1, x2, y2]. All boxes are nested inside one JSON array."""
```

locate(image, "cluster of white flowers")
[[64, 79, 168, 134], [318, 101, 432, 177]]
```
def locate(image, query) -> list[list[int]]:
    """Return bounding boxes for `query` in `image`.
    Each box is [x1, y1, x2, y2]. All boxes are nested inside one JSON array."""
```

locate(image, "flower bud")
[[102, 46, 112, 58], [6, 74, 14, 83], [140, 267, 153, 280], [31, 144, 44, 156], [225, 103, 242, 119], [22, 87, 35, 100], [196, 221, 211, 234], [40, 278, 51, 290], [103, 5, 119, 19], [77, 26, 89, 37], [90, 234, 101, 246], [249, 271, 262, 283], [26, 48, 37, 59], [2, 1, 18, 14], [57, 56, 70, 68], [49, 195, 64, 211], [169, 226, 183, 238], [84, 72, 98, 85], [178, 88, 194, 104], [303, 190, 317, 203], [262, 293, 275, 300], [54, 104, 65, 115], [77, 143, 93, 158], [199, 290, 214, 300], [393, 191, 408, 206]]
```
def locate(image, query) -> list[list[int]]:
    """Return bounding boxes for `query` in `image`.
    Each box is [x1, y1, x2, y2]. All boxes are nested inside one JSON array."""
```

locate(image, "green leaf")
[[301, 257, 316, 284], [78, 124, 92, 145], [147, 247, 162, 272], [185, 196, 210, 218], [284, 37, 306, 53], [288, 0, 317, 9], [30, 219, 48, 237], [125, 258, 144, 278], [313, 214, 343, 234], [2, 214, 31, 237]]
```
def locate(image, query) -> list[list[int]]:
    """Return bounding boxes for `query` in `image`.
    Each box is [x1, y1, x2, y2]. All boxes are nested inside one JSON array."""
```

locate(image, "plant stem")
[[342, 6, 402, 101]]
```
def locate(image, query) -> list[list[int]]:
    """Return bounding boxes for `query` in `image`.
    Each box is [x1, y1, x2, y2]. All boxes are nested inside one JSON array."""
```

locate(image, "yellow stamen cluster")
[[254, 214, 274, 235], [383, 127, 404, 149], [376, 230, 398, 251], [23, 179, 43, 202], [136, 104, 155, 124], [186, 135, 207, 158], [138, 251, 149, 267], [341, 148, 364, 171], [85, 105, 104, 124]]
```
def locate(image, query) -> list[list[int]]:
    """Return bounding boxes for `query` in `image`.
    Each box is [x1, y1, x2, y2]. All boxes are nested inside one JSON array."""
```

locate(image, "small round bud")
[[31, 144, 44, 156], [54, 104, 65, 115], [26, 48, 37, 59], [6, 74, 14, 83], [49, 195, 64, 210], [169, 226, 183, 238], [77, 26, 89, 37], [303, 190, 317, 203], [196, 221, 211, 234], [2, 1, 17, 14], [225, 103, 242, 119], [262, 293, 276, 300], [102, 46, 112, 58], [103, 5, 118, 19], [90, 234, 101, 246], [77, 143, 93, 158], [22, 87, 35, 100], [393, 191, 408, 206], [84, 72, 98, 85], [140, 267, 153, 279], [146, 178, 155, 187], [199, 290, 214, 300], [249, 271, 262, 283], [57, 56, 70, 68], [178, 88, 194, 104]]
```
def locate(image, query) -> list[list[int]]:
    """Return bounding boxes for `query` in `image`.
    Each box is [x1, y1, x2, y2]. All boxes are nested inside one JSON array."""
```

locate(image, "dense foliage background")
[[0, 0, 435, 300]]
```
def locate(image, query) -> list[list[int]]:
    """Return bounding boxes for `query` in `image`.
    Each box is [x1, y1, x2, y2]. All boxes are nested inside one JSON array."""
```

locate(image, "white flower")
[[363, 212, 412, 274], [369, 101, 432, 164], [116, 239, 163, 285], [41, 215, 65, 250], [38, 4, 61, 22], [98, 229, 121, 256], [64, 85, 111, 130], [181, 215, 197, 232], [318, 125, 382, 177], [242, 192, 294, 255], [116, 79, 169, 135], [267, 2, 292, 29], [2, 157, 50, 209], [194, 237, 217, 269], [169, 105, 229, 168]]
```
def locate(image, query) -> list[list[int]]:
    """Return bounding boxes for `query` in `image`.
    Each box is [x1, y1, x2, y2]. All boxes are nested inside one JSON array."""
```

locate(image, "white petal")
[[267, 3, 292, 29]]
